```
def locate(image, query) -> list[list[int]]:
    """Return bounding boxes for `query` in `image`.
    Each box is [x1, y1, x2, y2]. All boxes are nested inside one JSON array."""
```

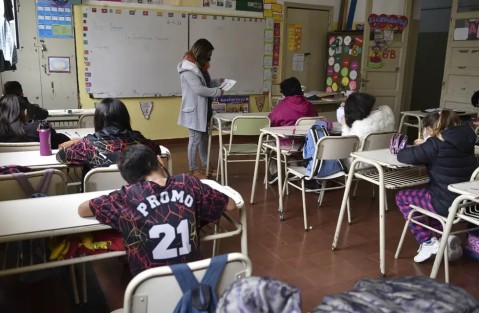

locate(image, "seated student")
[[78, 144, 237, 276], [472, 90, 479, 123], [3, 81, 49, 121], [341, 92, 395, 144], [56, 98, 161, 169], [0, 94, 69, 148], [267, 77, 318, 184], [268, 77, 318, 130], [395, 110, 478, 263]]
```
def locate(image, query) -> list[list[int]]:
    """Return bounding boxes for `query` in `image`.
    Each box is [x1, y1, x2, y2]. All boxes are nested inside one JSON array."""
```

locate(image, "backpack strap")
[[170, 263, 199, 293], [37, 169, 54, 195], [12, 172, 35, 197], [199, 254, 228, 288]]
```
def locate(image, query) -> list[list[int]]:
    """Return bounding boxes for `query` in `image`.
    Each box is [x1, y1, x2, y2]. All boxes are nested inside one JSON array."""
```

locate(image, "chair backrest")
[[315, 135, 360, 161], [0, 142, 40, 152], [295, 116, 325, 127], [0, 169, 67, 200], [83, 165, 127, 192], [470, 167, 479, 181], [122, 253, 252, 313], [78, 114, 94, 128], [230, 116, 270, 136], [360, 131, 397, 151]]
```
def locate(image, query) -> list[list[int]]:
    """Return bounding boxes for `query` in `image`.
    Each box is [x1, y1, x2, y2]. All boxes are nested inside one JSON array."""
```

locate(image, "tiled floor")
[[1, 140, 478, 312]]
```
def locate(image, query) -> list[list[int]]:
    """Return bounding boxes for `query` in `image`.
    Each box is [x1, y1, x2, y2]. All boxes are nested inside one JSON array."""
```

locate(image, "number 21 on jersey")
[[149, 219, 192, 260]]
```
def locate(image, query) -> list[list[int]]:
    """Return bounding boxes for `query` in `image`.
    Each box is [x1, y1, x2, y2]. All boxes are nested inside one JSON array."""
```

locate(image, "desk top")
[[0, 149, 63, 168], [352, 149, 413, 168], [57, 128, 94, 138], [310, 97, 346, 106], [0, 190, 112, 242], [261, 125, 310, 138], [48, 109, 95, 117], [448, 180, 479, 196], [400, 110, 477, 117], [213, 112, 270, 122]]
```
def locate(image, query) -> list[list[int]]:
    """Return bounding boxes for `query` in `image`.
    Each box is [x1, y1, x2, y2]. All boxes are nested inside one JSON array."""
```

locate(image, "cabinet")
[[440, 0, 479, 111]]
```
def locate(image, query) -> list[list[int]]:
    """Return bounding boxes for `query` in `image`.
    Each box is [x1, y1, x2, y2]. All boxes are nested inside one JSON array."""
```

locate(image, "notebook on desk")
[[305, 91, 341, 100]]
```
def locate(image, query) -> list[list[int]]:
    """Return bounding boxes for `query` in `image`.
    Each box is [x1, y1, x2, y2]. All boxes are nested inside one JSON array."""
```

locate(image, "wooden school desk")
[[57, 127, 94, 138], [48, 109, 95, 118], [207, 112, 270, 184], [0, 190, 124, 277], [331, 148, 430, 276]]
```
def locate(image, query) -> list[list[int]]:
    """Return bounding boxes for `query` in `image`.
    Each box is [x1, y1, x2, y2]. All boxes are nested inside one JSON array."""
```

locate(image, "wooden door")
[[283, 4, 331, 91], [360, 0, 413, 123]]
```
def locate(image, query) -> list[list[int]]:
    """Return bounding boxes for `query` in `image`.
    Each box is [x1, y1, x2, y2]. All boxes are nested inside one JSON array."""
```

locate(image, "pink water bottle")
[[37, 121, 52, 156]]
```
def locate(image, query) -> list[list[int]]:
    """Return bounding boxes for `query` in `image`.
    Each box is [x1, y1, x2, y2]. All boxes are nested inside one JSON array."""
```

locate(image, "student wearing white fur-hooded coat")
[[340, 92, 395, 168]]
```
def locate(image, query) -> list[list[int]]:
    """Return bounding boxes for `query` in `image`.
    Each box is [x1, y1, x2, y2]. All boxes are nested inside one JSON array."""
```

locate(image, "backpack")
[[12, 169, 54, 198], [303, 120, 344, 178], [389, 133, 408, 155], [171, 254, 228, 313]]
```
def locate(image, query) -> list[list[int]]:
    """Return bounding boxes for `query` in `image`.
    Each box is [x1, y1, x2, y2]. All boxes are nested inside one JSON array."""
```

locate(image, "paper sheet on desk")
[[220, 79, 236, 91]]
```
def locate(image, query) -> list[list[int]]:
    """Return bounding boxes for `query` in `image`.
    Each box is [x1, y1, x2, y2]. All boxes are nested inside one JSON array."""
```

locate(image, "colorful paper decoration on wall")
[[212, 96, 250, 113], [287, 24, 302, 51], [368, 14, 408, 30], [326, 33, 363, 93], [140, 102, 153, 119]]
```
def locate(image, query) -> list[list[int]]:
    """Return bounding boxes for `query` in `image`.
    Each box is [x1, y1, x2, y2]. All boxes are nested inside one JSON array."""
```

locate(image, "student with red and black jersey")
[[56, 98, 160, 169], [78, 144, 237, 276]]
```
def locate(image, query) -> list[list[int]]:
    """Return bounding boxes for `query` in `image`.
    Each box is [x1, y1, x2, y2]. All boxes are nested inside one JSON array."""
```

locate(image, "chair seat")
[[288, 166, 346, 180], [223, 143, 259, 154]]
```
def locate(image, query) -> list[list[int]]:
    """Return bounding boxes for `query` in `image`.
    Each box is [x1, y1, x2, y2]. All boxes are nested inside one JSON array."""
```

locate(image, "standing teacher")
[[177, 38, 224, 179]]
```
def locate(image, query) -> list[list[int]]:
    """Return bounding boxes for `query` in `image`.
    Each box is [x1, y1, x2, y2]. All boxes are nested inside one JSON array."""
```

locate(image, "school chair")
[[78, 114, 94, 128], [352, 131, 397, 199], [221, 116, 270, 186], [283, 135, 360, 231], [83, 165, 126, 192], [0, 169, 83, 304], [396, 167, 479, 283], [0, 142, 40, 152], [112, 253, 252, 313]]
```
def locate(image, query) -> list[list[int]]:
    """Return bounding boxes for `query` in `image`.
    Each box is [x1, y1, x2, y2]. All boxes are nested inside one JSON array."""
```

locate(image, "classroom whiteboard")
[[189, 15, 265, 95], [82, 6, 188, 98]]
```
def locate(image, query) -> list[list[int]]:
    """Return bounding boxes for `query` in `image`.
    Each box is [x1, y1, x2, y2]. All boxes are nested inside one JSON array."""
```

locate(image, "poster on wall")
[[212, 96, 250, 113], [36, 0, 80, 38], [325, 31, 363, 93]]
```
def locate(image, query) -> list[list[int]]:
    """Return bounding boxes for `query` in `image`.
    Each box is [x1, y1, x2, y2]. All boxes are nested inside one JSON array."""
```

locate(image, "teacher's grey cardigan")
[[177, 60, 222, 132]]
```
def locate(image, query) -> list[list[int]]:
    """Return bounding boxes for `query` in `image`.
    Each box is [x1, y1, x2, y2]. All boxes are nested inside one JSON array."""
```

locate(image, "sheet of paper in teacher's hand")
[[220, 79, 237, 91]]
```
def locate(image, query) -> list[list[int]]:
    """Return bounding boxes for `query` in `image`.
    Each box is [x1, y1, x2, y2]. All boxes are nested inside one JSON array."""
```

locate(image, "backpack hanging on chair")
[[303, 120, 344, 178], [171, 254, 228, 313], [12, 169, 54, 198]]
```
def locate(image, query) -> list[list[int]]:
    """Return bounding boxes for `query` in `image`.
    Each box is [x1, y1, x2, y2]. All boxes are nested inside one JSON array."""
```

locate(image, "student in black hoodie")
[[395, 110, 477, 263], [3, 81, 49, 121], [0, 94, 69, 148]]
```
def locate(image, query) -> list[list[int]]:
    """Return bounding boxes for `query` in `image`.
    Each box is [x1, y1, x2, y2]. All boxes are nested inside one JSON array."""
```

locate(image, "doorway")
[[282, 3, 332, 92]]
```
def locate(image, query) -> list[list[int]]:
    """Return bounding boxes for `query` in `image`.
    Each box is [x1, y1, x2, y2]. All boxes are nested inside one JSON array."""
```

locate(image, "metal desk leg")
[[332, 159, 358, 250], [378, 175, 386, 277], [274, 135, 284, 220], [218, 119, 225, 185], [250, 133, 266, 204], [206, 119, 213, 176]]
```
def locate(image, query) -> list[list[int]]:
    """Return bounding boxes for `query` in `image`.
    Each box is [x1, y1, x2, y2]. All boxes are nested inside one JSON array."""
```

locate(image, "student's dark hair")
[[187, 38, 214, 69], [280, 77, 303, 97], [3, 81, 23, 96], [431, 109, 460, 137], [422, 112, 440, 129], [118, 144, 160, 184], [94, 98, 132, 132], [0, 95, 28, 140], [472, 90, 479, 108], [344, 92, 376, 128]]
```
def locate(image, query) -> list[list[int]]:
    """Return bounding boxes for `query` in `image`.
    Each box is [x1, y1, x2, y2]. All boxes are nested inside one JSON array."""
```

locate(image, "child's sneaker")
[[414, 237, 439, 263], [464, 234, 479, 261]]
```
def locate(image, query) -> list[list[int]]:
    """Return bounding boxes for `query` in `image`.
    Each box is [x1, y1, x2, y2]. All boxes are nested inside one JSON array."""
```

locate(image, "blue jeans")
[[188, 128, 208, 171]]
